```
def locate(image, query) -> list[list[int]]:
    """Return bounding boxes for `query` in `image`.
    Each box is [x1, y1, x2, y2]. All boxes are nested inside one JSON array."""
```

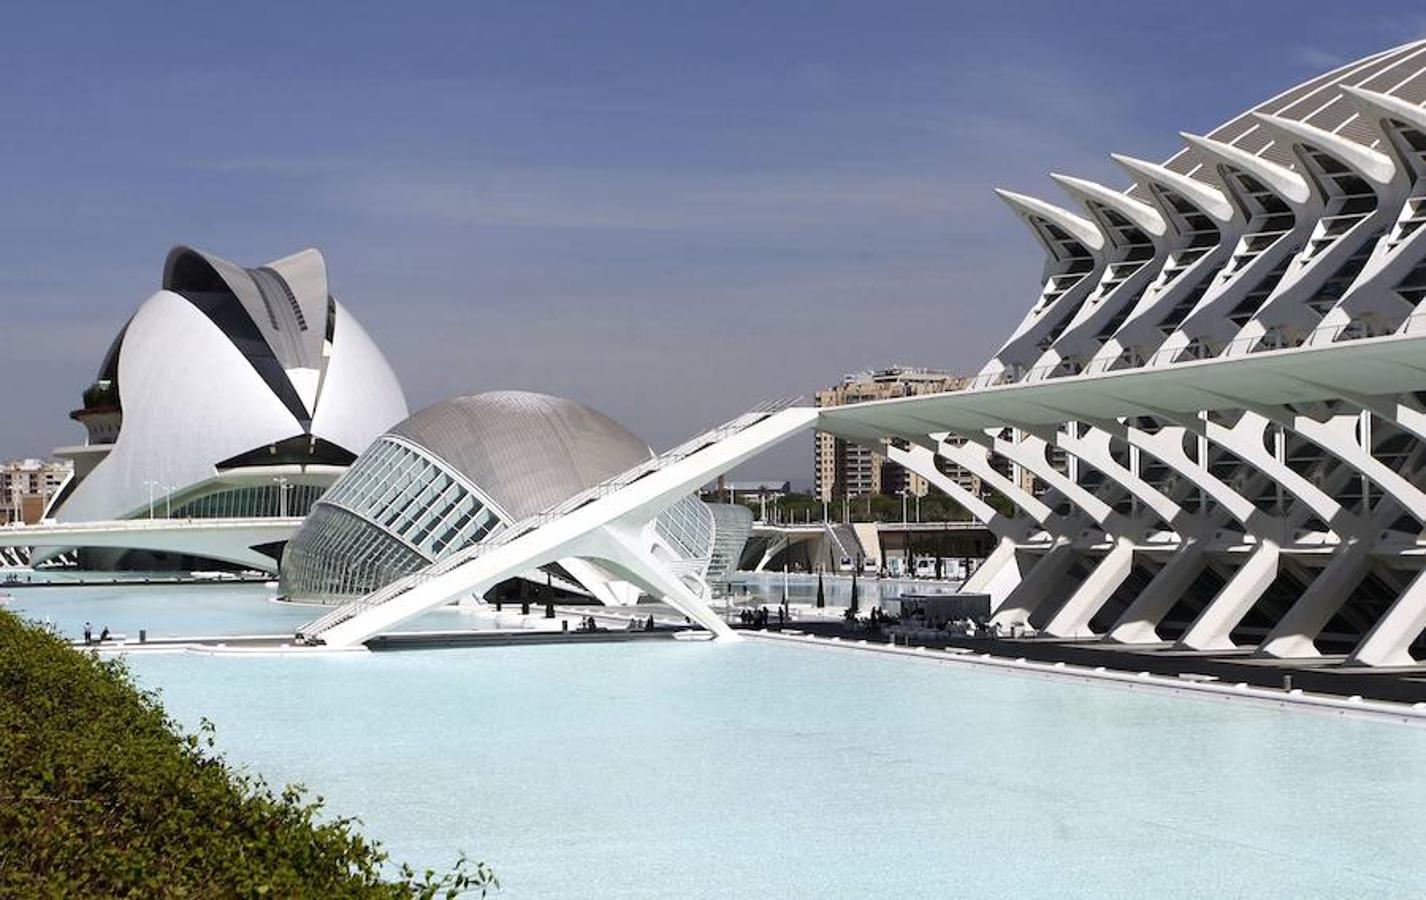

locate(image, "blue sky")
[[2, 2, 1422, 479]]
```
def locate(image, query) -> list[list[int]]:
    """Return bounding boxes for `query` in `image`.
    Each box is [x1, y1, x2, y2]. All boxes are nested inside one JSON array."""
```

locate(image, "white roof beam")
[[1110, 153, 1238, 225], [1250, 111, 1399, 189], [1340, 85, 1426, 179], [1048, 173, 1168, 244], [993, 188, 1105, 256], [1179, 132, 1314, 211]]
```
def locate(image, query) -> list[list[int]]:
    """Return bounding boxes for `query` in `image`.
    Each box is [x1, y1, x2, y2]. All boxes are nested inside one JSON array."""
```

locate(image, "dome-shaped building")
[[279, 390, 716, 604], [48, 245, 407, 569]]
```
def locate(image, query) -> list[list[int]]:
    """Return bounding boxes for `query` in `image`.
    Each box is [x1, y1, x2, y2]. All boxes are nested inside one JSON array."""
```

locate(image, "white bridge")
[[0, 517, 301, 572], [298, 403, 817, 646]]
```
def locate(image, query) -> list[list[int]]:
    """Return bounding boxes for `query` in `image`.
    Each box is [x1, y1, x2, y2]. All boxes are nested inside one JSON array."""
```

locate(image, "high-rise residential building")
[[0, 458, 72, 525], [813, 367, 966, 501]]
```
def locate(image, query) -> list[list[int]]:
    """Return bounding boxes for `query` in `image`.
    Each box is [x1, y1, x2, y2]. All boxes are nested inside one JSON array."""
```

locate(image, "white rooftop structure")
[[40, 245, 407, 569]]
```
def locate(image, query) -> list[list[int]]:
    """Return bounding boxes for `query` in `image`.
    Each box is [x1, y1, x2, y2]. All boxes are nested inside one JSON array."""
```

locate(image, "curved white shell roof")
[[56, 247, 407, 523]]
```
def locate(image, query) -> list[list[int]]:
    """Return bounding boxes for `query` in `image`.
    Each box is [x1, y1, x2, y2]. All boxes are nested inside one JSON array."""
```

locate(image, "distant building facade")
[[1, 459, 72, 525], [813, 367, 967, 501]]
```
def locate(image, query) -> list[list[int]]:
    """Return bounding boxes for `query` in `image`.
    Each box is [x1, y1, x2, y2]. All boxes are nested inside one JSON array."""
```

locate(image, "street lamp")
[[143, 480, 157, 520]]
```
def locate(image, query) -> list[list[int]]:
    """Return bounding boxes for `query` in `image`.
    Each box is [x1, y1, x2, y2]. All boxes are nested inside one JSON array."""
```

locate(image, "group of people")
[[81, 622, 110, 645], [737, 605, 786, 627], [573, 613, 655, 633]]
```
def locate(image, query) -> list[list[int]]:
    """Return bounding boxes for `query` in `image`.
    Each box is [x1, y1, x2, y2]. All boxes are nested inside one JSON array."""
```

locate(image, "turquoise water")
[[12, 582, 1426, 897], [122, 642, 1426, 898]]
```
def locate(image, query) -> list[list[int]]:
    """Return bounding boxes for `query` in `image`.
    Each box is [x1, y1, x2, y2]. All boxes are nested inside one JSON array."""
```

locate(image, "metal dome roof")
[[388, 391, 652, 521]]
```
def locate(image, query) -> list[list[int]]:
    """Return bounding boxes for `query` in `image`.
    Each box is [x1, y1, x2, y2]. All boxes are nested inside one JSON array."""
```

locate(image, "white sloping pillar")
[[1346, 568, 1426, 668], [1255, 541, 1373, 659], [1175, 542, 1280, 652], [988, 541, 1077, 627], [753, 535, 790, 573], [961, 536, 1026, 606], [1107, 541, 1208, 644], [1041, 536, 1136, 638], [886, 443, 1030, 607], [575, 524, 738, 639], [561, 557, 641, 606]]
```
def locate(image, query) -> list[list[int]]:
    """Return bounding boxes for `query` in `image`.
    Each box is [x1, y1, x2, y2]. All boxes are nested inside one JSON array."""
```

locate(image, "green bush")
[[0, 610, 495, 897]]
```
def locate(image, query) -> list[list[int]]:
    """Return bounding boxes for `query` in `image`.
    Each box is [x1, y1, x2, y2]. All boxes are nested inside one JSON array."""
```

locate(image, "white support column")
[[1175, 542, 1280, 652], [989, 542, 1077, 626], [1255, 541, 1373, 659], [753, 535, 790, 573], [887, 443, 1031, 608], [960, 536, 1025, 606], [1041, 536, 1136, 638], [577, 524, 737, 639], [1347, 568, 1426, 668], [1107, 541, 1207, 644]]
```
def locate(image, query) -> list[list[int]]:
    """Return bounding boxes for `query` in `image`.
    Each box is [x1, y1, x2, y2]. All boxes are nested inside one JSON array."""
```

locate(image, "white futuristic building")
[[294, 39, 1426, 666], [280, 391, 726, 606], [43, 245, 407, 568]]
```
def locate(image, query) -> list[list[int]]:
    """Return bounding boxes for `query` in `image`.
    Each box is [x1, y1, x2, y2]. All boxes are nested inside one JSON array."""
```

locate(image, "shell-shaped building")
[[812, 39, 1426, 667], [280, 390, 719, 604], [50, 246, 407, 565]]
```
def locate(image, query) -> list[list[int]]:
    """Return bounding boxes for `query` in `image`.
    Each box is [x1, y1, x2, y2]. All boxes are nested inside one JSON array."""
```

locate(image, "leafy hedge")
[[0, 609, 494, 897]]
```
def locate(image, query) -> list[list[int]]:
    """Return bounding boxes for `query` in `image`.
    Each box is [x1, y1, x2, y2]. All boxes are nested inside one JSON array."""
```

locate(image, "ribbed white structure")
[[822, 40, 1426, 667], [299, 40, 1426, 659]]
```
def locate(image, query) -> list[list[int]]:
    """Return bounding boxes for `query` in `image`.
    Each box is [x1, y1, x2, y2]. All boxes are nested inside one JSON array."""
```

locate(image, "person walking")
[[83, 622, 92, 645]]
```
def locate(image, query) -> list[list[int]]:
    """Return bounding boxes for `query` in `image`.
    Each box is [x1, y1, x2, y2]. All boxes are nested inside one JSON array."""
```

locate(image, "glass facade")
[[654, 495, 715, 562], [280, 437, 505, 603], [279, 504, 430, 602]]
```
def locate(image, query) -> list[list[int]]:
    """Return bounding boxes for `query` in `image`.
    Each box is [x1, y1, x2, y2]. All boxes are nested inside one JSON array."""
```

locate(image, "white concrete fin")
[[1109, 153, 1237, 224], [1179, 132, 1313, 208], [1340, 85, 1426, 177], [1250, 111, 1397, 187], [1048, 173, 1167, 239], [993, 188, 1106, 253]]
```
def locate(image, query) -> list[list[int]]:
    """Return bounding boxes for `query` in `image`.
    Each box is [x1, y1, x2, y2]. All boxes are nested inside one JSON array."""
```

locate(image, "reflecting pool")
[[11, 582, 1425, 897], [118, 638, 1426, 899]]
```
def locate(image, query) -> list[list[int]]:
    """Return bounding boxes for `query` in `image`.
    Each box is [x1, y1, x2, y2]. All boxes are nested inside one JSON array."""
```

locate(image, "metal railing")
[[296, 398, 804, 642]]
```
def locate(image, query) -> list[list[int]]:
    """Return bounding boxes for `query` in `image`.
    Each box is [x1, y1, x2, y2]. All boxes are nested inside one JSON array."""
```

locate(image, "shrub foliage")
[[0, 610, 494, 897]]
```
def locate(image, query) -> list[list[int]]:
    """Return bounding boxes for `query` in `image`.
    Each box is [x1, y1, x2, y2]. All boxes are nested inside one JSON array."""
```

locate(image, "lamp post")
[[143, 480, 157, 520]]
